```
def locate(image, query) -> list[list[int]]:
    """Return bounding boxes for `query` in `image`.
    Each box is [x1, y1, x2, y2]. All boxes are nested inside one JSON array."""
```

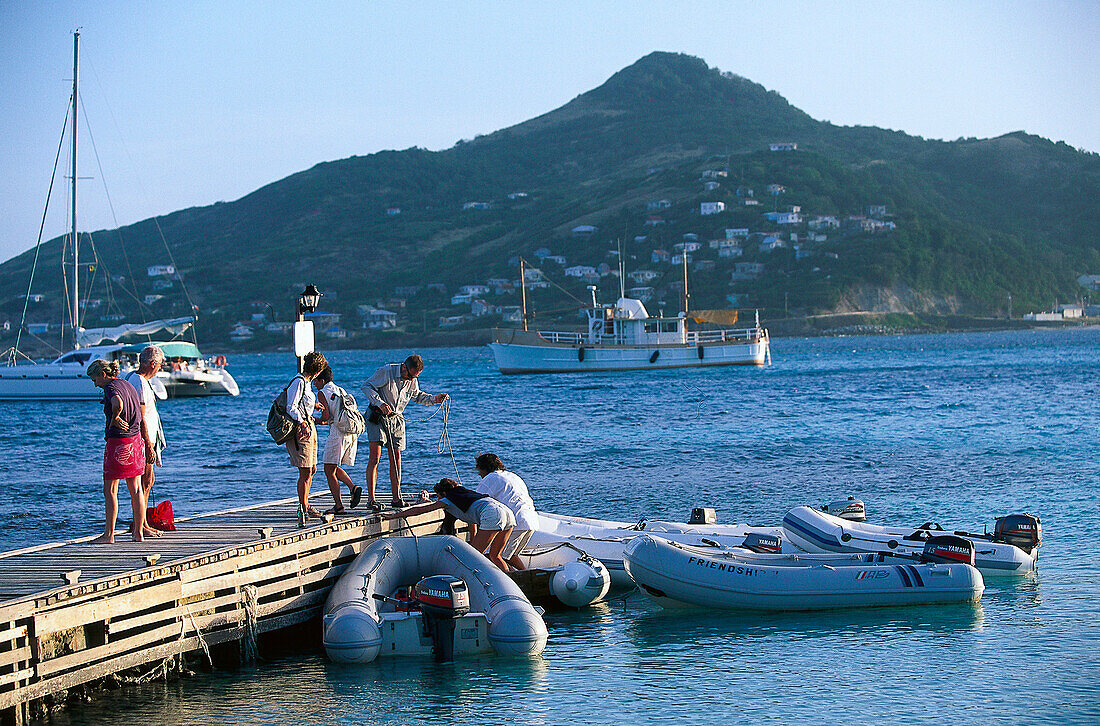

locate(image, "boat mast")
[[70, 30, 80, 348], [519, 257, 528, 332], [681, 248, 689, 315], [617, 238, 625, 299]]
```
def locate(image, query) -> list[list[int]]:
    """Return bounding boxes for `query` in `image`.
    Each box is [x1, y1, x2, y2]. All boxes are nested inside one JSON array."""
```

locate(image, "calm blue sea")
[[4, 328, 1099, 725]]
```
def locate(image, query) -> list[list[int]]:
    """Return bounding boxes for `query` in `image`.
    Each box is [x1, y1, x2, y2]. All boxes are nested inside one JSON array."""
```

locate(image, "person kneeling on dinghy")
[[384, 478, 515, 571]]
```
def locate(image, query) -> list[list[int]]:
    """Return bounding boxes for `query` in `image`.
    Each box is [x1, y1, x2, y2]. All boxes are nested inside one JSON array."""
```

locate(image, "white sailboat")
[[489, 254, 770, 374], [0, 32, 238, 400]]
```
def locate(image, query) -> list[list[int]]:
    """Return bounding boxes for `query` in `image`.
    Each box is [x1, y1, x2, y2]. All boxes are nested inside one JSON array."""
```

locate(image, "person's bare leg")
[[132, 463, 158, 537], [508, 554, 526, 571], [91, 478, 119, 544], [126, 476, 146, 542], [485, 530, 512, 571], [333, 465, 355, 495], [324, 463, 344, 511], [387, 445, 402, 504], [297, 466, 313, 512], [366, 443, 382, 503]]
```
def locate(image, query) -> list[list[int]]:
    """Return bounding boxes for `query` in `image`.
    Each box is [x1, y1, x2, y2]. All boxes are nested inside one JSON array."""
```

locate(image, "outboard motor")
[[993, 513, 1042, 553], [689, 507, 717, 525], [920, 535, 976, 566], [822, 497, 866, 522], [740, 532, 783, 554], [414, 575, 470, 662]]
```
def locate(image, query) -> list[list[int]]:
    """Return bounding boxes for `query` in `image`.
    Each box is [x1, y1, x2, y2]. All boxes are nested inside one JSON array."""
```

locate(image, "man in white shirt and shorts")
[[475, 452, 537, 570]]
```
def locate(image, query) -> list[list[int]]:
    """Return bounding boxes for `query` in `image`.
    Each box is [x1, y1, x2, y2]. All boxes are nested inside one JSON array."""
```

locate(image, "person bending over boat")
[[360, 355, 448, 511], [385, 478, 515, 571], [87, 359, 148, 543], [285, 351, 327, 525], [314, 365, 363, 515], [124, 345, 166, 538], [474, 453, 537, 571]]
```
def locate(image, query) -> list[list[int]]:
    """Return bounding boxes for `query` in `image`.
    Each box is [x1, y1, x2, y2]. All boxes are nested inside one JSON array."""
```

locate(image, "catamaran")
[[489, 255, 770, 374], [0, 32, 237, 400]]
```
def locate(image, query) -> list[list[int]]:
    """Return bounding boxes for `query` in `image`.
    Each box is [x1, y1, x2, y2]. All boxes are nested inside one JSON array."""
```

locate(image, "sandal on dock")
[[350, 486, 363, 509], [368, 500, 385, 513], [390, 498, 407, 509], [305, 506, 324, 519], [325, 506, 346, 517]]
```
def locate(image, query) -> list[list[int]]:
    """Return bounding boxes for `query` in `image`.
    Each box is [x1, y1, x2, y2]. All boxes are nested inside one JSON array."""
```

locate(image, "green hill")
[[2, 51, 1098, 350]]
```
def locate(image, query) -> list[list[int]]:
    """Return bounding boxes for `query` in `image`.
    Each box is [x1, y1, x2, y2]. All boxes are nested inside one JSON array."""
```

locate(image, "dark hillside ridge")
[[1, 51, 1097, 350]]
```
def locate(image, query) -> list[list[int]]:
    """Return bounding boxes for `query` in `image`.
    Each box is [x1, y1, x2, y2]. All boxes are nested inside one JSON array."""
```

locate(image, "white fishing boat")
[[624, 534, 985, 611], [0, 32, 236, 401], [782, 506, 1041, 577], [527, 510, 796, 589], [489, 257, 769, 374], [323, 535, 547, 663]]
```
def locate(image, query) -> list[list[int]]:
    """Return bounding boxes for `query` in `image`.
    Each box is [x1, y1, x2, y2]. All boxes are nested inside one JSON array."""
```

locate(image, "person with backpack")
[[314, 365, 364, 515], [285, 351, 327, 526]]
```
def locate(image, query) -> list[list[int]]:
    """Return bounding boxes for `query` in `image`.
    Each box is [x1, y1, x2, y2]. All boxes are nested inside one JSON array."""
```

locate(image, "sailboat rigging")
[[0, 32, 238, 399]]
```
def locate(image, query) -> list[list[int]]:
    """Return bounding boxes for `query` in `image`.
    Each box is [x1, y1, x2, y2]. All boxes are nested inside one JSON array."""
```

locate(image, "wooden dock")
[[0, 495, 443, 724]]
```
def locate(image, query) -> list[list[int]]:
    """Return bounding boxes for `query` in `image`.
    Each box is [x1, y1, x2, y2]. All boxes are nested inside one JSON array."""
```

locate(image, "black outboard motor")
[[740, 532, 783, 554], [920, 535, 976, 566], [414, 575, 471, 662], [993, 513, 1042, 553]]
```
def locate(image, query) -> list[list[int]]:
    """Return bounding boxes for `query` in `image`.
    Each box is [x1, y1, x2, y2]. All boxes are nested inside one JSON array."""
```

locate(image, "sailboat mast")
[[681, 248, 689, 315], [519, 258, 528, 332], [70, 30, 80, 347]]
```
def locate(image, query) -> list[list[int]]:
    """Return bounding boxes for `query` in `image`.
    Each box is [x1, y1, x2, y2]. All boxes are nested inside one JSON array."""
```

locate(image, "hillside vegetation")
[[2, 51, 1098, 350]]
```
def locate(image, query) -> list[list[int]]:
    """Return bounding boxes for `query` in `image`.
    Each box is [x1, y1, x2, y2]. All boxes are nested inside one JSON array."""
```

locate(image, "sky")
[[1, 1, 1097, 265]]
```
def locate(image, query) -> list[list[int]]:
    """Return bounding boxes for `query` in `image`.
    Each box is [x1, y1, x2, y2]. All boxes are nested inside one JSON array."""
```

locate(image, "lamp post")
[[294, 284, 322, 373]]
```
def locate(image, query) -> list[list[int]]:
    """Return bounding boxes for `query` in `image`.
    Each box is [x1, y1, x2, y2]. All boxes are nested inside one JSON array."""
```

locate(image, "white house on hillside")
[[700, 202, 726, 215]]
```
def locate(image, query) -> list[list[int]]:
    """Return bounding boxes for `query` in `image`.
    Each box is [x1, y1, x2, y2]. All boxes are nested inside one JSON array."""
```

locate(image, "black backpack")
[[266, 375, 303, 444]]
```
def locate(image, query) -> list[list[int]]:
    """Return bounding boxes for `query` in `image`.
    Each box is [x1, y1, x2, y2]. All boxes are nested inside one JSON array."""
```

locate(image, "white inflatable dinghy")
[[516, 542, 612, 608], [782, 506, 1040, 576], [323, 535, 547, 663], [623, 534, 985, 611], [528, 511, 795, 589]]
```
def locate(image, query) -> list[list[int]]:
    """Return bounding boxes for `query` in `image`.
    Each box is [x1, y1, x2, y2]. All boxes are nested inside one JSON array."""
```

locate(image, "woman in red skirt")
[[87, 359, 148, 543]]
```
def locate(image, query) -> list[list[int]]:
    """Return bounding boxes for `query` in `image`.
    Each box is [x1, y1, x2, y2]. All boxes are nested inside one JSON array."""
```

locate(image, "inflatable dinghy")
[[515, 541, 612, 608], [624, 534, 985, 611], [783, 506, 1040, 576], [323, 535, 547, 663], [528, 511, 795, 589]]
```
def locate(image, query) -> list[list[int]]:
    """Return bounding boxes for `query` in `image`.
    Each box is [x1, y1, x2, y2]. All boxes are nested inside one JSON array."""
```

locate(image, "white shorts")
[[500, 529, 532, 559], [322, 430, 357, 467], [471, 498, 516, 532]]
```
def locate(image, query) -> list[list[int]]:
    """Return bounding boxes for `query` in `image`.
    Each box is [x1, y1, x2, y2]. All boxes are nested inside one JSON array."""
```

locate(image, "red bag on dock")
[[147, 500, 177, 531]]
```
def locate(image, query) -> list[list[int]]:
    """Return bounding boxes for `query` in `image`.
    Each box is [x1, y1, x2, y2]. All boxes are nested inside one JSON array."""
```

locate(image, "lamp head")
[[299, 284, 322, 314]]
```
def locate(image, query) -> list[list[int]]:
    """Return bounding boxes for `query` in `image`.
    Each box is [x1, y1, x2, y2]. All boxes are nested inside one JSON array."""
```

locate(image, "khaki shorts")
[[366, 415, 405, 451], [286, 421, 317, 468], [471, 499, 516, 531], [500, 529, 533, 560], [323, 429, 357, 466]]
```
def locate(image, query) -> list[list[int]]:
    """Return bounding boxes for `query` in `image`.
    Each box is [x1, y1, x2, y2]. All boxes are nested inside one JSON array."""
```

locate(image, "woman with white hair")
[[87, 358, 147, 543], [125, 345, 166, 537]]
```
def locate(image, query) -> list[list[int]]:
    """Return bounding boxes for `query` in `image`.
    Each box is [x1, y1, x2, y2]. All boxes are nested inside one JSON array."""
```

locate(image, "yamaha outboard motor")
[[822, 497, 866, 522], [740, 532, 783, 554], [414, 575, 471, 662], [993, 513, 1042, 553], [920, 535, 976, 566]]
